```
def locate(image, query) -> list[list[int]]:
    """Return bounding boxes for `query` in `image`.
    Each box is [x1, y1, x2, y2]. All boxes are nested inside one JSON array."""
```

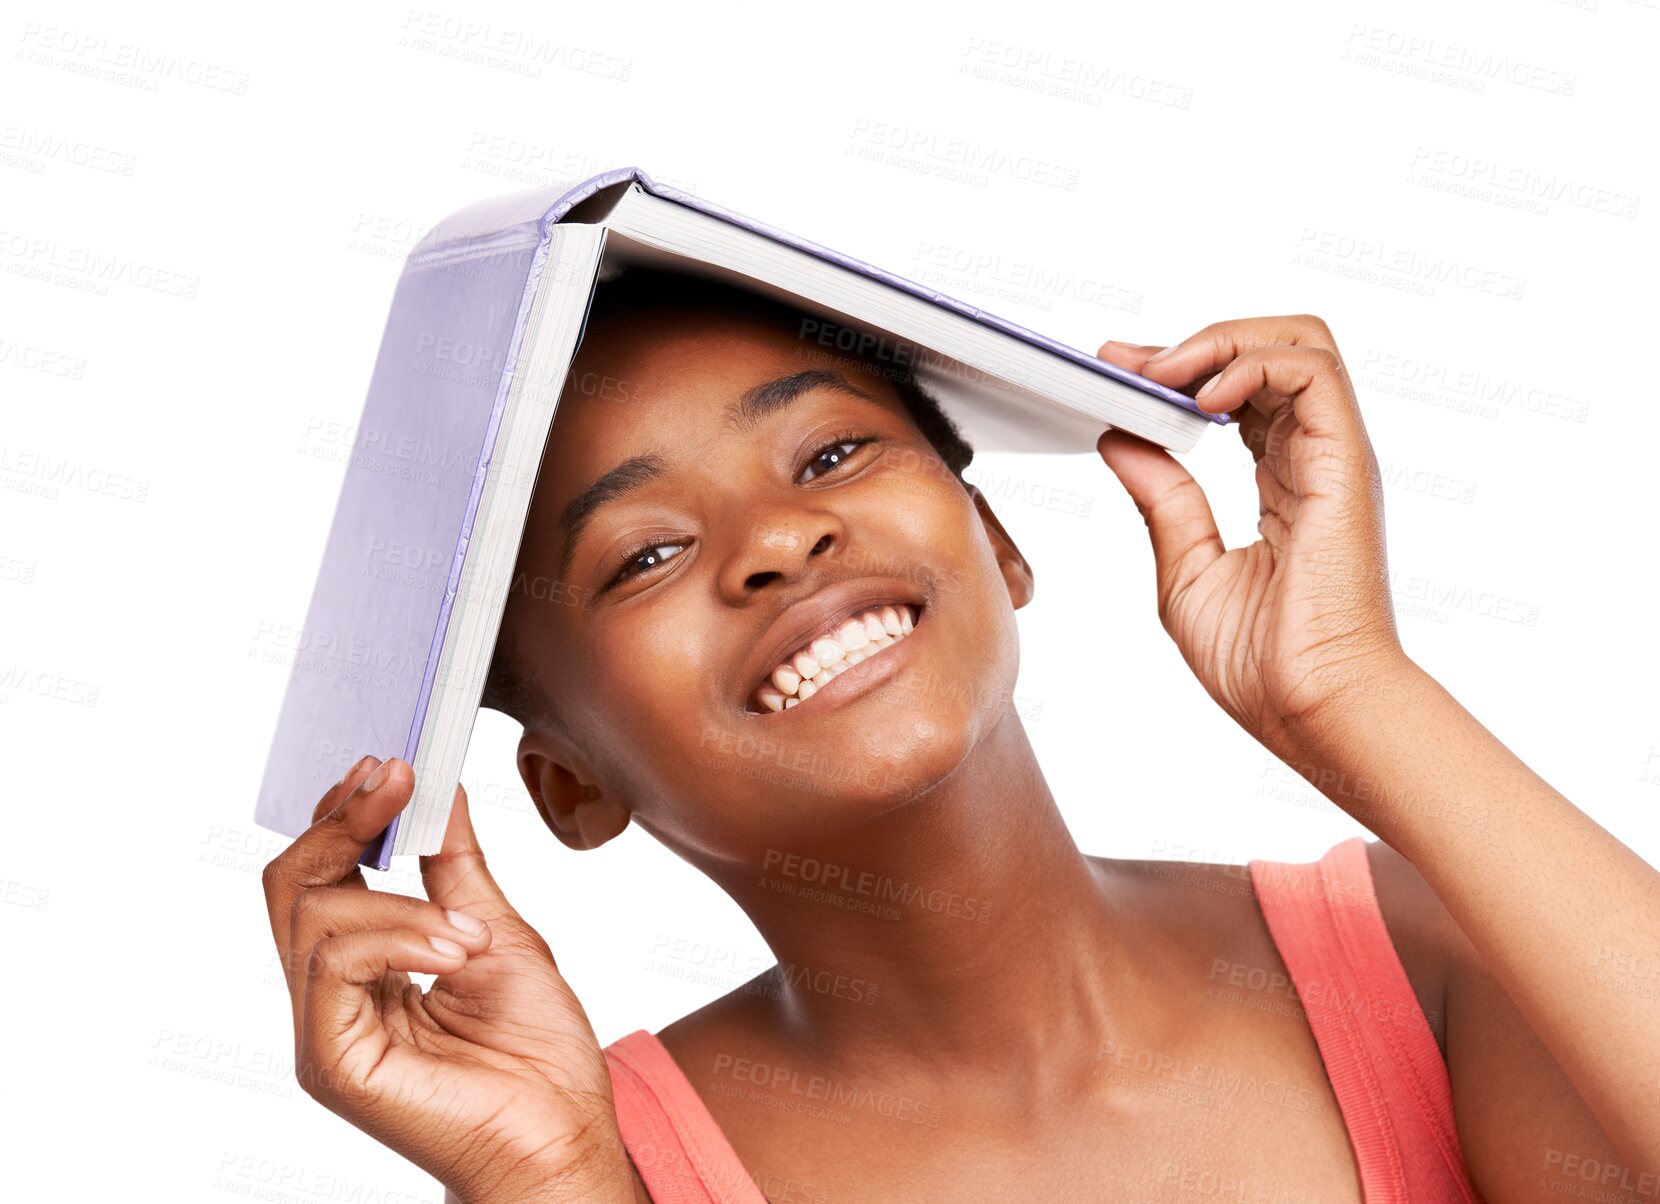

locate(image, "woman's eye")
[[612, 542, 685, 585], [605, 438, 873, 588], [800, 438, 870, 483]]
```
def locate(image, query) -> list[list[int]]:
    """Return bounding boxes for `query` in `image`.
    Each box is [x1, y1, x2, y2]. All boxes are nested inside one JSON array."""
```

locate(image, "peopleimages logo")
[[846, 119, 1080, 191], [711, 1053, 942, 1127], [760, 850, 993, 922], [1407, 146, 1639, 219], [16, 23, 252, 94], [396, 10, 633, 81], [0, 230, 199, 299], [1341, 24, 1576, 96], [1292, 228, 1526, 301]]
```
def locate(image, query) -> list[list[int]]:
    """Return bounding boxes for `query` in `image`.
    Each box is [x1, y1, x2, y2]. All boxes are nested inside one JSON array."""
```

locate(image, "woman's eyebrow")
[[726, 368, 874, 434], [557, 454, 666, 581], [556, 369, 876, 580]]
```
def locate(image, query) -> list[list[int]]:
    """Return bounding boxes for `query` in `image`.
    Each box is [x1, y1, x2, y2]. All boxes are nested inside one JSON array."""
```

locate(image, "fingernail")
[[446, 909, 486, 935], [362, 759, 391, 792], [1196, 374, 1220, 399], [428, 935, 465, 958], [1146, 344, 1178, 363]]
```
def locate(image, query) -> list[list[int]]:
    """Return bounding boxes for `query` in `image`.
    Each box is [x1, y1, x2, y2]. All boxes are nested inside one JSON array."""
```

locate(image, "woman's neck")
[[708, 712, 1135, 1081]]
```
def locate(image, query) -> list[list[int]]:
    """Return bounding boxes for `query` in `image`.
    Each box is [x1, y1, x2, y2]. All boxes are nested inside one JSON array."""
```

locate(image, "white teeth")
[[838, 618, 870, 651], [811, 636, 844, 667], [753, 603, 923, 715]]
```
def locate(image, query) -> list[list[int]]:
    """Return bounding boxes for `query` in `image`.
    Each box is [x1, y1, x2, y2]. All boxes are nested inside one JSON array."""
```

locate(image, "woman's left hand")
[[1101, 319, 1660, 1186], [1095, 315, 1413, 763]]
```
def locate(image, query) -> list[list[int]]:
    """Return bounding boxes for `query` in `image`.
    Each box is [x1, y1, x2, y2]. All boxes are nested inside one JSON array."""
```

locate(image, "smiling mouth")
[[748, 603, 922, 714]]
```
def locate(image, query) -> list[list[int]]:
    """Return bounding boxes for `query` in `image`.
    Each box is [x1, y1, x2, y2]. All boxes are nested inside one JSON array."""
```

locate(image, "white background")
[[4, 0, 1657, 1198]]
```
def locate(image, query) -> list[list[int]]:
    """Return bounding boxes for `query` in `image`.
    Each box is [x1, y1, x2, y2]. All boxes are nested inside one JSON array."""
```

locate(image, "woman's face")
[[502, 303, 1032, 867]]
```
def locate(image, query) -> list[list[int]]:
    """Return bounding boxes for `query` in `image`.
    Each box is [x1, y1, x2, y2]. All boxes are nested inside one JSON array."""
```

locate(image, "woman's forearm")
[[1289, 655, 1660, 1165]]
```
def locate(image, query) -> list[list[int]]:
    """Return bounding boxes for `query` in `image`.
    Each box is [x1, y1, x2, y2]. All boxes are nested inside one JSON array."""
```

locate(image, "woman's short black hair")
[[481, 263, 976, 728]]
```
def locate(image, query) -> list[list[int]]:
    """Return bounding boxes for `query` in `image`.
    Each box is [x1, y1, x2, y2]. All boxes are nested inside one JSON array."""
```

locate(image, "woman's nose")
[[718, 506, 843, 599]]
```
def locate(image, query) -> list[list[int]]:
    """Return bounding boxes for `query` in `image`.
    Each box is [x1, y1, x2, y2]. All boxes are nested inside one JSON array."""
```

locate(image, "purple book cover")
[[255, 165, 1220, 869]]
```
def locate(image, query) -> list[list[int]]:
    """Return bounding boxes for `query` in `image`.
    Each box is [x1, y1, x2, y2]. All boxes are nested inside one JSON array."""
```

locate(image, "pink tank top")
[[602, 837, 1482, 1202]]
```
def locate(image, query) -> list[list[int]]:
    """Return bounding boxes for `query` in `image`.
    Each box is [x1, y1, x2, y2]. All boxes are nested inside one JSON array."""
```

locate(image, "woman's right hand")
[[261, 756, 634, 1202]]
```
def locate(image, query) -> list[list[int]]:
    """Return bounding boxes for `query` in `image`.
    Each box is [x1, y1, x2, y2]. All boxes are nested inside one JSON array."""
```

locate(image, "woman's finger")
[[282, 884, 490, 1035], [263, 758, 415, 974], [419, 785, 526, 930], [1135, 314, 1342, 392], [1096, 340, 1165, 371], [1097, 428, 1226, 631], [311, 756, 381, 824], [1097, 339, 1223, 401], [307, 756, 385, 892], [288, 886, 492, 983], [1236, 405, 1266, 466], [1192, 344, 1366, 450], [1256, 457, 1295, 522], [297, 927, 471, 1100]]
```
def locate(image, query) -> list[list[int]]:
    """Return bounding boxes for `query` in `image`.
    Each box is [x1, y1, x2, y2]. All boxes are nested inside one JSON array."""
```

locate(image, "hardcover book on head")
[[253, 166, 1222, 867]]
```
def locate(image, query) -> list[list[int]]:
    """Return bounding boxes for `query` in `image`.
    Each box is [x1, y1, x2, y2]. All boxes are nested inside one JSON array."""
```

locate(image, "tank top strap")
[[1249, 837, 1483, 1203], [603, 1029, 769, 1203]]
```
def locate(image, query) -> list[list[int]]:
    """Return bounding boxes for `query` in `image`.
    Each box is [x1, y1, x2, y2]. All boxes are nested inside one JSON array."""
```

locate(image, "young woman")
[[261, 269, 1660, 1202]]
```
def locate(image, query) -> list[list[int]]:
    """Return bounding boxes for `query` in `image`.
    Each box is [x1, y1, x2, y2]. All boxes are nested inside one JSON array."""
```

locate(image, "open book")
[[254, 165, 1226, 868]]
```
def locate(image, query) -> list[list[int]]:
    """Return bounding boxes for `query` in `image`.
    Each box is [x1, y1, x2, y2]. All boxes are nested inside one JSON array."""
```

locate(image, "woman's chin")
[[784, 704, 978, 817]]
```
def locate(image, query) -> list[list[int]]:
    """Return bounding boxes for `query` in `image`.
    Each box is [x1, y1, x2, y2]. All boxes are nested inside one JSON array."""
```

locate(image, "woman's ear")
[[967, 483, 1035, 610], [515, 728, 632, 851]]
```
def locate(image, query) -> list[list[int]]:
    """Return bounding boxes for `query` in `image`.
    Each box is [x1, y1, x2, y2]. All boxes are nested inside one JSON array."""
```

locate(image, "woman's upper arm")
[[442, 1164, 653, 1202], [1369, 842, 1645, 1201], [1445, 951, 1650, 1200]]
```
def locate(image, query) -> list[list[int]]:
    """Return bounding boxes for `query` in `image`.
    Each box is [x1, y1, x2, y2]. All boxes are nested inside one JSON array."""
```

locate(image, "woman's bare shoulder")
[[1362, 839, 1468, 1049], [1087, 851, 1264, 935], [1085, 851, 1294, 1001], [1086, 844, 1456, 1038], [650, 964, 796, 1073]]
